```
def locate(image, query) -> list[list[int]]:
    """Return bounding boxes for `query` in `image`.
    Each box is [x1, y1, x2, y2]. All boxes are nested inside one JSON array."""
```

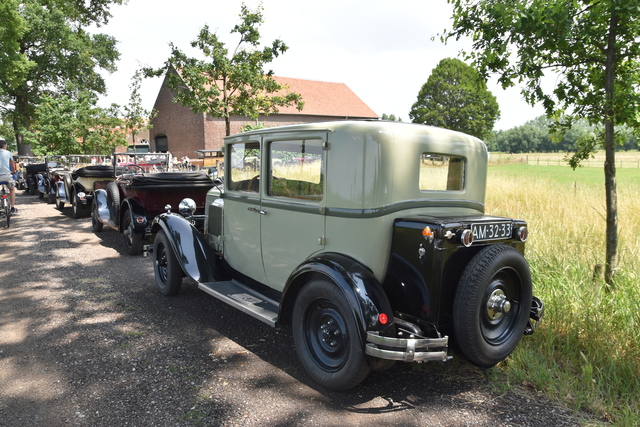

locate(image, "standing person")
[[0, 138, 17, 214]]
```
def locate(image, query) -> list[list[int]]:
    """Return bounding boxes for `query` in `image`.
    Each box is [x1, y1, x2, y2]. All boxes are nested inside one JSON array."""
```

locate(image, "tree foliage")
[[409, 57, 500, 140], [122, 70, 156, 147], [30, 91, 126, 155], [0, 0, 122, 155], [444, 0, 640, 284], [145, 3, 304, 136]]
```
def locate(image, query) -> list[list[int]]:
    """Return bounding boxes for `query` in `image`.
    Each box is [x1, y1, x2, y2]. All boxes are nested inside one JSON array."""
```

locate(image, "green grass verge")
[[485, 164, 640, 426]]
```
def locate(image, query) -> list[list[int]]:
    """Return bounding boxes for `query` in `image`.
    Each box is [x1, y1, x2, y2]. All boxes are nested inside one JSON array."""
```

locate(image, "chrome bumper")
[[365, 331, 450, 363]]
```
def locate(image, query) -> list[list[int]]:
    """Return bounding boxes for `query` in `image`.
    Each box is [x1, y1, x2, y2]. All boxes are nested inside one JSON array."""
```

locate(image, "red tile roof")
[[272, 76, 378, 118]]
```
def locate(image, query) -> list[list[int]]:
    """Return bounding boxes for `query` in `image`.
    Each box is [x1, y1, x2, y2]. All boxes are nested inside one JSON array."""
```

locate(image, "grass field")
[[483, 163, 640, 426], [490, 150, 640, 169]]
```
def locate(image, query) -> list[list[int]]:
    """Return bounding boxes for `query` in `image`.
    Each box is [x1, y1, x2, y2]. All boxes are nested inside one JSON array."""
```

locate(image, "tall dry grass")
[[485, 164, 640, 425]]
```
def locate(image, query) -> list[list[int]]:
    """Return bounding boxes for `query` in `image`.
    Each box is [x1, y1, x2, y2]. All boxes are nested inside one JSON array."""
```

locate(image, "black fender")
[[279, 253, 396, 344], [55, 180, 66, 200], [151, 213, 222, 283], [120, 198, 147, 233]]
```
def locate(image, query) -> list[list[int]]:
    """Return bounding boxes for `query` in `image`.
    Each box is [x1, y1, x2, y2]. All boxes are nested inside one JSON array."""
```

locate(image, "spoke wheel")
[[293, 278, 369, 390], [453, 245, 532, 368], [122, 210, 144, 255]]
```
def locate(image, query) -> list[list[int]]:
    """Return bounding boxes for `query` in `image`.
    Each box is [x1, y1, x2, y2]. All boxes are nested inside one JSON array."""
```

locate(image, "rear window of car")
[[419, 154, 465, 191], [268, 139, 324, 201]]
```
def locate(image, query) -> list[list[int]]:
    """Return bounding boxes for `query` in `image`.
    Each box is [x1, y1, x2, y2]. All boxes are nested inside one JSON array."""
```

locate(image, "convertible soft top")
[[126, 172, 214, 189], [72, 165, 114, 179]]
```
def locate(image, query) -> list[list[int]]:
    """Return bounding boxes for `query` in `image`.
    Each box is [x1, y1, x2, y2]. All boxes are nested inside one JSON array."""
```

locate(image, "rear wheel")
[[292, 278, 370, 390], [3, 202, 10, 228], [453, 245, 532, 368], [122, 210, 144, 255], [153, 230, 183, 296]]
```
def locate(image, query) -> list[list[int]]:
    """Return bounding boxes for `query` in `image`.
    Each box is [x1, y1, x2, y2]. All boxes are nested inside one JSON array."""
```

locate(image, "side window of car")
[[228, 142, 261, 192], [268, 139, 324, 201], [420, 154, 465, 191]]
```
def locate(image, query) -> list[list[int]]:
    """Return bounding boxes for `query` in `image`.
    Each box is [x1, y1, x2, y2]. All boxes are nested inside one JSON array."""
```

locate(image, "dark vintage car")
[[56, 163, 115, 218], [25, 162, 47, 196], [146, 120, 544, 391], [36, 156, 69, 203], [92, 153, 214, 255]]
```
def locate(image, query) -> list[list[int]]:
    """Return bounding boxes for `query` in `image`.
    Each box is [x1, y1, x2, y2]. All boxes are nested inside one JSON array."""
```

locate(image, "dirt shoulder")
[[0, 193, 587, 426]]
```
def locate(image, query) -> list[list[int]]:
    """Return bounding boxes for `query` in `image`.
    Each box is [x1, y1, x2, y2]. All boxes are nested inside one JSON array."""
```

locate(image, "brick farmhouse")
[[147, 70, 379, 159]]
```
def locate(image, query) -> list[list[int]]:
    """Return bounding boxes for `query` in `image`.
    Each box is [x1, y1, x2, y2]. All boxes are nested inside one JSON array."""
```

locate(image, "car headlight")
[[178, 198, 197, 217]]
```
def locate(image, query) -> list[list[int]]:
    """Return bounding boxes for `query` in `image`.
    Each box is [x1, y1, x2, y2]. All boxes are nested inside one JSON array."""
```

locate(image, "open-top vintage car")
[[36, 156, 69, 203], [55, 155, 114, 218], [92, 152, 214, 255], [146, 120, 544, 391]]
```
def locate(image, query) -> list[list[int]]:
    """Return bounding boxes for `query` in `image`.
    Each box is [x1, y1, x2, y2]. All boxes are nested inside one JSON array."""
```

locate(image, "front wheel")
[[453, 245, 533, 368], [292, 278, 370, 391], [91, 200, 103, 232], [153, 230, 183, 296], [72, 192, 84, 218]]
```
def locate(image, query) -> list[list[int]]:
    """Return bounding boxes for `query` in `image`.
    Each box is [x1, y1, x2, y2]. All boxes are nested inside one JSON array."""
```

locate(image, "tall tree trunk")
[[603, 11, 619, 286]]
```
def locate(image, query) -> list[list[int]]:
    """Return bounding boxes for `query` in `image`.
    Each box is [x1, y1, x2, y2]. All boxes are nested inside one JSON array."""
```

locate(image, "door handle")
[[247, 207, 266, 215]]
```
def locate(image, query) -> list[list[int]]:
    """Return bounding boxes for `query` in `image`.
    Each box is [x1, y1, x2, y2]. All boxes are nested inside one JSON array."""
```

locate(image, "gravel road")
[[0, 192, 587, 426]]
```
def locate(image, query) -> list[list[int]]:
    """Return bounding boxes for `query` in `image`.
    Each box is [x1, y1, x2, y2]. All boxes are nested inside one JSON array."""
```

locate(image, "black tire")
[[121, 209, 144, 255], [46, 181, 55, 204], [4, 204, 10, 228], [72, 192, 84, 219], [153, 230, 183, 296], [91, 199, 103, 232], [106, 182, 120, 226], [292, 278, 370, 391], [55, 193, 65, 210], [453, 245, 533, 368]]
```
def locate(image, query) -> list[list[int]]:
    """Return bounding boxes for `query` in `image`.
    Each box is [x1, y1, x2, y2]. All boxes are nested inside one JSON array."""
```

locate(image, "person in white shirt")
[[0, 138, 17, 214]]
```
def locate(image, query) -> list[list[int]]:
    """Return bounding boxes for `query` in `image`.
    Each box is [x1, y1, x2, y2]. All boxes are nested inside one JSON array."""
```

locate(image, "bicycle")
[[0, 181, 11, 228]]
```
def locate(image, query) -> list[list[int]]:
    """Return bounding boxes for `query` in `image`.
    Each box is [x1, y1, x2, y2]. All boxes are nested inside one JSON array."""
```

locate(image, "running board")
[[198, 280, 279, 327]]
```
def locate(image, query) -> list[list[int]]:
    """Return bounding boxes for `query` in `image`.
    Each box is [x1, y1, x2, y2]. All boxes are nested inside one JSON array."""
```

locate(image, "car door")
[[260, 136, 326, 291], [223, 141, 267, 284]]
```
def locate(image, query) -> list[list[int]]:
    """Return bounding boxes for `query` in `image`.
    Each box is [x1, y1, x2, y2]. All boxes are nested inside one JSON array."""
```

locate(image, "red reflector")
[[136, 216, 144, 223], [378, 313, 388, 325]]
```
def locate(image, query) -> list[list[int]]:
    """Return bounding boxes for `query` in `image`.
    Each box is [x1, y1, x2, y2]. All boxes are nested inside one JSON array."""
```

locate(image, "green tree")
[[0, 0, 122, 155], [123, 70, 156, 148], [381, 113, 402, 122], [409, 58, 500, 140], [145, 3, 304, 137], [30, 91, 126, 155], [445, 1, 640, 285]]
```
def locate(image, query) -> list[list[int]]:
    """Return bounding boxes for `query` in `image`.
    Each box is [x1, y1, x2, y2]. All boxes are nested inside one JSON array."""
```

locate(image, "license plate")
[[472, 222, 512, 241]]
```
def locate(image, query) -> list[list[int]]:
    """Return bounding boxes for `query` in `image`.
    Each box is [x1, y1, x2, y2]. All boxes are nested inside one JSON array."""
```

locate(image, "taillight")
[[514, 226, 528, 242]]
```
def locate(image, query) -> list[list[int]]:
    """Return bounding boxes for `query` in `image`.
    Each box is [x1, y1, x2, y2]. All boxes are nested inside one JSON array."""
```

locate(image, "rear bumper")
[[365, 331, 450, 363]]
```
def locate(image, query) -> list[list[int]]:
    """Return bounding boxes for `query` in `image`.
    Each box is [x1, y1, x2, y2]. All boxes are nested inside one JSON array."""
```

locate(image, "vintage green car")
[[147, 120, 543, 390]]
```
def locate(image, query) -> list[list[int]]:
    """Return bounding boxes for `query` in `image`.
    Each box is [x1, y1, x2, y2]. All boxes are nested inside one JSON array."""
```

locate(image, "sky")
[[94, 0, 545, 131]]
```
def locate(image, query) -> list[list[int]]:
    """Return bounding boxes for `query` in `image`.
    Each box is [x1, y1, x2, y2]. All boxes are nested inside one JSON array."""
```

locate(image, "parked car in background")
[[37, 156, 68, 203], [55, 155, 114, 218], [92, 152, 214, 255], [147, 120, 544, 391]]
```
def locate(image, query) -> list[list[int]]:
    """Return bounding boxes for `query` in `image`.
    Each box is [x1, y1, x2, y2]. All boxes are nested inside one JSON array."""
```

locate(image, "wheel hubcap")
[[305, 299, 349, 371], [481, 272, 521, 345], [486, 289, 511, 320]]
